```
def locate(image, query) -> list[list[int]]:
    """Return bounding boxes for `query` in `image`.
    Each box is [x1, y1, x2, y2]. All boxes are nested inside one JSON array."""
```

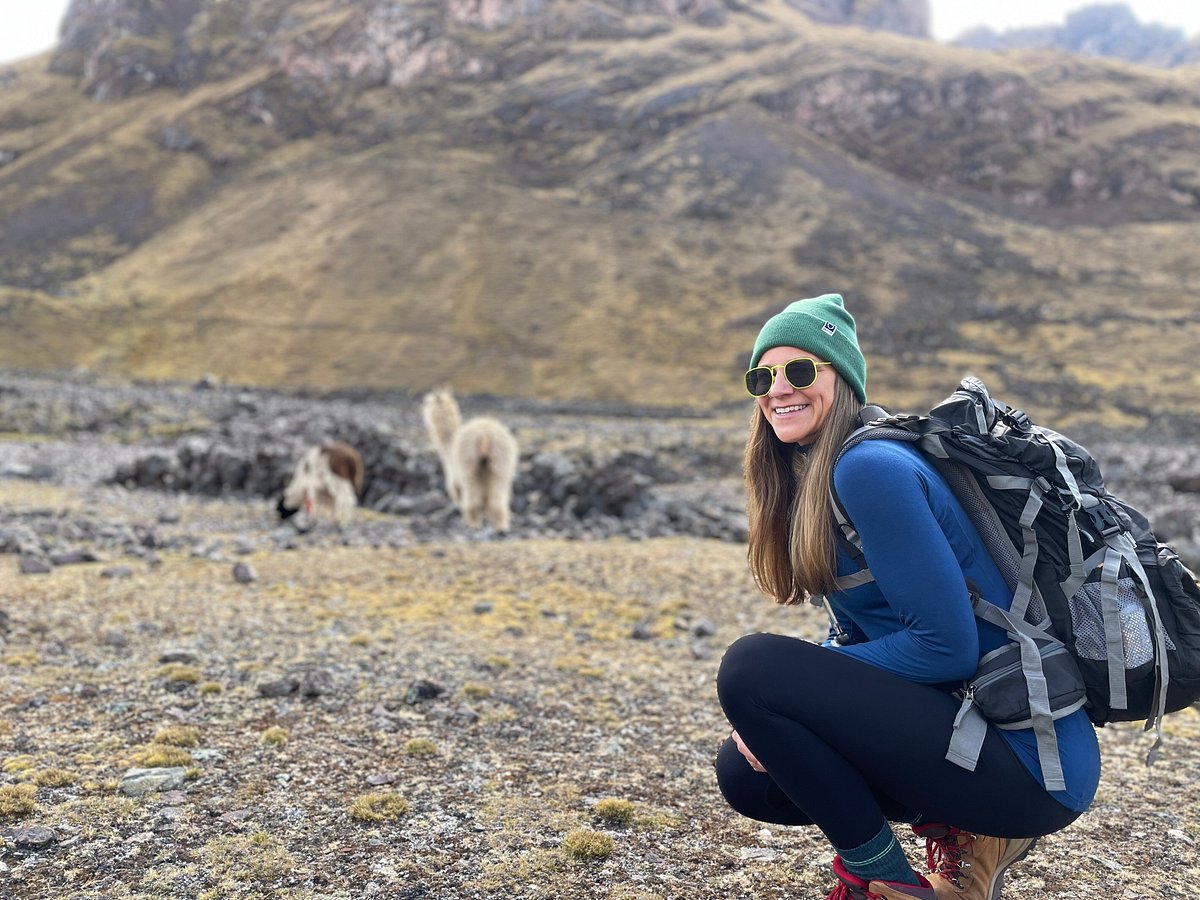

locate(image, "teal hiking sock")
[[837, 822, 922, 887]]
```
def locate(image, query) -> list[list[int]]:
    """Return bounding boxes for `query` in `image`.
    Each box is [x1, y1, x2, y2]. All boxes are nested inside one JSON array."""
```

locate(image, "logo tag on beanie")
[[822, 321, 838, 336]]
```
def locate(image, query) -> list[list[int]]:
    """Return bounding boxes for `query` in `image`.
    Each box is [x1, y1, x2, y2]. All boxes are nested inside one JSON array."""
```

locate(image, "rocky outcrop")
[[793, 0, 928, 37], [1, 373, 1197, 562], [0, 373, 750, 547], [49, 0, 931, 99], [51, 0, 207, 98]]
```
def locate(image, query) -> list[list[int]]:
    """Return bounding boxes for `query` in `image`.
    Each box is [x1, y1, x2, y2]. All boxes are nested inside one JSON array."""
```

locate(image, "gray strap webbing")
[[1060, 508, 1088, 603], [1056, 441, 1084, 504], [1051, 444, 1089, 601], [1017, 628, 1067, 792], [1013, 483, 1045, 623], [984, 474, 1043, 623], [970, 401, 987, 436], [1100, 545, 1129, 710], [983, 474, 1032, 490], [968, 596, 1068, 791], [830, 484, 864, 563], [946, 703, 989, 772], [1111, 533, 1172, 765], [972, 595, 1054, 641], [1051, 439, 1084, 506], [833, 569, 876, 591]]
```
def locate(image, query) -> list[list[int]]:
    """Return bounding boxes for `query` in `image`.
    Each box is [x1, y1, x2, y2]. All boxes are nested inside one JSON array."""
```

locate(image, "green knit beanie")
[[749, 293, 867, 402]]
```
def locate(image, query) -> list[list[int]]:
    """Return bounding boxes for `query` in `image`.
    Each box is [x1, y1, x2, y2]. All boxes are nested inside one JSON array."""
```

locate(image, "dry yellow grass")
[[1, 477, 1197, 898]]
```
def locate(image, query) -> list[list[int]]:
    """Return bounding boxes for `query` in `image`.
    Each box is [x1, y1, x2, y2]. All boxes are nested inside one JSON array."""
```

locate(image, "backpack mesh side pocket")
[[1070, 570, 1175, 667]]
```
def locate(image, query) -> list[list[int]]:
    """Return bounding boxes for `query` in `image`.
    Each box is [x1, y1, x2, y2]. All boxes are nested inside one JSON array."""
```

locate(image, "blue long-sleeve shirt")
[[825, 439, 1100, 812]]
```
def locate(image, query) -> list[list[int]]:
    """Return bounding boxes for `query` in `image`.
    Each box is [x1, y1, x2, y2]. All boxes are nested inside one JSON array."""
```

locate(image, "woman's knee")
[[717, 632, 774, 709], [717, 632, 817, 715]]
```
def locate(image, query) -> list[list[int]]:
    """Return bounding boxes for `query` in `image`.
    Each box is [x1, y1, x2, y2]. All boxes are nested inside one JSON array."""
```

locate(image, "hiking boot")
[[912, 824, 1038, 900], [827, 855, 941, 900]]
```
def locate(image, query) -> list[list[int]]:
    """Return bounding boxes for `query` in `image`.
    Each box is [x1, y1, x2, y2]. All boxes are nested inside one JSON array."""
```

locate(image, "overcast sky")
[[1, 1, 1199, 64]]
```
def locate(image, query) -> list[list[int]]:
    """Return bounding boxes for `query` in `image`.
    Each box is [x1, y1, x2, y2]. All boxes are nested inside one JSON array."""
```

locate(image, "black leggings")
[[716, 633, 1082, 850]]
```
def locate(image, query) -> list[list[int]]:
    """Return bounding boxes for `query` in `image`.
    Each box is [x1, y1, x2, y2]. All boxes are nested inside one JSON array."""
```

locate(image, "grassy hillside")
[[0, 0, 1198, 429]]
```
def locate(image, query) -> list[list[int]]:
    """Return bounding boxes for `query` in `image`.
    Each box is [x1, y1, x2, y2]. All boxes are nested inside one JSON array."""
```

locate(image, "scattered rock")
[[738, 847, 779, 862], [232, 562, 257, 583], [406, 680, 444, 704], [298, 666, 335, 697], [448, 704, 479, 726], [48, 549, 100, 566], [257, 677, 300, 698], [9, 827, 58, 850], [119, 767, 188, 797], [18, 555, 51, 575], [158, 648, 198, 664]]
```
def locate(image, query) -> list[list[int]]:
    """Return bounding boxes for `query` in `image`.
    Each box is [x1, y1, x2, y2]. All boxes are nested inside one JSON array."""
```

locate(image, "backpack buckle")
[[1085, 502, 1124, 537], [1001, 408, 1032, 432]]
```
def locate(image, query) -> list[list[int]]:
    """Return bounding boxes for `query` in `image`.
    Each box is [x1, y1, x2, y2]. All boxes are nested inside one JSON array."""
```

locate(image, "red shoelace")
[[925, 827, 972, 887]]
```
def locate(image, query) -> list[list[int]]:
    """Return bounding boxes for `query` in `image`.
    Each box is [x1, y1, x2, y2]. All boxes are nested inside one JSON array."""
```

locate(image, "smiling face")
[[754, 345, 837, 446]]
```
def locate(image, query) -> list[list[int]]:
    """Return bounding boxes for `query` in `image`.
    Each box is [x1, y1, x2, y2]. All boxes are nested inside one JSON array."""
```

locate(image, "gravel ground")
[[1, 372, 1198, 899]]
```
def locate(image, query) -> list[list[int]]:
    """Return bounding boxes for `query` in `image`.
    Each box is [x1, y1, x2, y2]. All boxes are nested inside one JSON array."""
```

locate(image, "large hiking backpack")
[[828, 376, 1200, 791]]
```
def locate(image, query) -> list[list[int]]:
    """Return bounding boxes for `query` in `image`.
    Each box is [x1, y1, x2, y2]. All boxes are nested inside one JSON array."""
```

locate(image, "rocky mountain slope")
[[0, 0, 1198, 429]]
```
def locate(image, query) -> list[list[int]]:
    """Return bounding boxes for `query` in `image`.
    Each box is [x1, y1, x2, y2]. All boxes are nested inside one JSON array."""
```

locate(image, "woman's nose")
[[768, 368, 792, 395]]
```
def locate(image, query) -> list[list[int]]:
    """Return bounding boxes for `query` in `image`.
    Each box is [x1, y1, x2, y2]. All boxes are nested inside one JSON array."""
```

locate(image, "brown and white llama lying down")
[[277, 441, 364, 526], [421, 389, 518, 532]]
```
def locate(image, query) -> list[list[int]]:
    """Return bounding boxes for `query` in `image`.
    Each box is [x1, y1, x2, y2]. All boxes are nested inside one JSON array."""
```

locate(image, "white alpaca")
[[421, 389, 518, 532], [279, 441, 364, 527]]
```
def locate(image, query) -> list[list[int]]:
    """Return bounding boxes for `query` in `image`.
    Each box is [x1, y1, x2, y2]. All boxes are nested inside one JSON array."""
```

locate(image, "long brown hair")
[[743, 377, 863, 604]]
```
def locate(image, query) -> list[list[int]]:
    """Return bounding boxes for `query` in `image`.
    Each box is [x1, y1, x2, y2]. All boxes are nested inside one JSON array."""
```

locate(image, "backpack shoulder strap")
[[828, 405, 919, 587], [859, 404, 889, 424]]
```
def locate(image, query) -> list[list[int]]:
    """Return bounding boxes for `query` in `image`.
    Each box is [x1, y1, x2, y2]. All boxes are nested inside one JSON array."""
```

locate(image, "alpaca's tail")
[[473, 432, 494, 473], [421, 389, 461, 459]]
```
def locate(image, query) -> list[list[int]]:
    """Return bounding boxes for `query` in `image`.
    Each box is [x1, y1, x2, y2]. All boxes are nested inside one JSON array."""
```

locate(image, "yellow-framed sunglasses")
[[744, 357, 833, 397]]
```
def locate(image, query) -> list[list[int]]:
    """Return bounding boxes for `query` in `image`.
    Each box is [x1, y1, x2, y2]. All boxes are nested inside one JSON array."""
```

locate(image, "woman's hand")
[[731, 729, 766, 773]]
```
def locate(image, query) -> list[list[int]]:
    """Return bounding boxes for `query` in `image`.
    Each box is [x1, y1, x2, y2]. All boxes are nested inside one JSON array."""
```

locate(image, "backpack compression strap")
[[1103, 532, 1172, 765]]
